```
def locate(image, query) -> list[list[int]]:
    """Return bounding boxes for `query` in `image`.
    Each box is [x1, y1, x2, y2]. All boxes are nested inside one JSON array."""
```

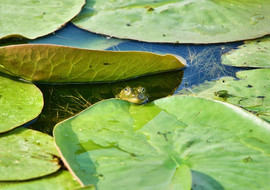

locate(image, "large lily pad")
[[0, 44, 185, 83], [0, 170, 81, 190], [72, 0, 270, 43], [0, 0, 85, 39], [178, 69, 270, 122], [222, 36, 270, 68], [54, 96, 270, 189], [0, 127, 61, 181], [0, 75, 43, 133]]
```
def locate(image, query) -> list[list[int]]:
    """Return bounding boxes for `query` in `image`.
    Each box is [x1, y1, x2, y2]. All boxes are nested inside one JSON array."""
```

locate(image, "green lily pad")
[[72, 0, 270, 43], [0, 0, 85, 39], [0, 44, 185, 83], [0, 170, 81, 190], [178, 69, 270, 122], [222, 36, 270, 68], [0, 127, 61, 181], [54, 96, 270, 190], [0, 75, 43, 133]]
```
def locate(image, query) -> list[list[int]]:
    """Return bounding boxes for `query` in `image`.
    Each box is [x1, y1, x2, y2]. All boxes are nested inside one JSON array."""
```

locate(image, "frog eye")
[[124, 86, 132, 95], [138, 87, 145, 93]]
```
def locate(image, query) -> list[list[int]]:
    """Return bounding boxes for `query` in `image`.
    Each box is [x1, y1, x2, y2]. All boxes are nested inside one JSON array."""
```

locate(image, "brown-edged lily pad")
[[0, 44, 185, 83]]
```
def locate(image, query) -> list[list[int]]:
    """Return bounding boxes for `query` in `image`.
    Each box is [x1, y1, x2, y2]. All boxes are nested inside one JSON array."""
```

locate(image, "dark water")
[[1, 23, 246, 134]]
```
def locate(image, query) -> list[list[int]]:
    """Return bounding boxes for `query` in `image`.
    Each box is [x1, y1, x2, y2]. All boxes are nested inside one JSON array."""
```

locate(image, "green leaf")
[[0, 75, 43, 133], [0, 127, 61, 181], [72, 0, 270, 43], [222, 36, 270, 68], [178, 69, 270, 122], [54, 96, 270, 190], [0, 44, 185, 83], [0, 170, 81, 190], [0, 0, 85, 39], [0, 170, 80, 190]]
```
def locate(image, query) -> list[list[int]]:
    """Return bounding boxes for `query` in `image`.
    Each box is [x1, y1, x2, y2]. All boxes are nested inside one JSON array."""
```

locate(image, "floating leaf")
[[178, 69, 270, 122], [222, 36, 270, 68], [72, 0, 270, 43], [0, 0, 85, 39], [54, 96, 270, 189], [0, 128, 61, 181], [0, 170, 81, 190], [0, 44, 185, 83], [0, 75, 43, 133]]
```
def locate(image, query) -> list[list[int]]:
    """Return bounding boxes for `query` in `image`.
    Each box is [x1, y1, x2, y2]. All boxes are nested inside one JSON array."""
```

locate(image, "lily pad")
[[0, 170, 81, 190], [72, 0, 270, 43], [0, 44, 185, 83], [0, 0, 85, 39], [222, 36, 270, 68], [0, 75, 43, 133], [54, 96, 270, 189], [178, 69, 270, 122], [0, 127, 61, 181]]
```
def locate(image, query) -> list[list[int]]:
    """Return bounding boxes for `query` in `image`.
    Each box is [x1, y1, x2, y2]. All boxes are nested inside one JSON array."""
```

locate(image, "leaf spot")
[[243, 156, 252, 163]]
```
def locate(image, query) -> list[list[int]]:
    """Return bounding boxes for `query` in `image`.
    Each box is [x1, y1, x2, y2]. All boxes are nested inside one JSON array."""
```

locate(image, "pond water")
[[1, 23, 247, 134]]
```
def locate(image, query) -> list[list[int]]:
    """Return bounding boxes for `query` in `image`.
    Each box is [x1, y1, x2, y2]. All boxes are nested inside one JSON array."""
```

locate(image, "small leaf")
[[222, 36, 270, 68], [0, 128, 61, 181], [0, 44, 185, 83], [0, 0, 85, 39], [0, 75, 43, 133], [178, 69, 270, 122]]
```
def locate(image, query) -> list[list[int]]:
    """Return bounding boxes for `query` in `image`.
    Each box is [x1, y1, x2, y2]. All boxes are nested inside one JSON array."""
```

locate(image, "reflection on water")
[[30, 70, 183, 134]]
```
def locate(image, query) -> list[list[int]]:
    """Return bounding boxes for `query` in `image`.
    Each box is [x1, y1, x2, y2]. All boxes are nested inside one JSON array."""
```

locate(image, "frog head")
[[116, 86, 149, 104]]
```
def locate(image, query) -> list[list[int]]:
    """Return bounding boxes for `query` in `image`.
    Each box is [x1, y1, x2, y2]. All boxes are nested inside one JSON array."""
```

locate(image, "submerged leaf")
[[72, 0, 270, 43], [54, 96, 270, 189], [222, 36, 270, 68], [178, 69, 270, 122], [0, 75, 43, 133], [0, 128, 61, 181], [0, 0, 85, 39], [0, 44, 185, 83]]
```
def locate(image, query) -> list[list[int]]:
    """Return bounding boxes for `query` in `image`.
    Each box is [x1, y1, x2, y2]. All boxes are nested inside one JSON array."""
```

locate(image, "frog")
[[116, 86, 149, 104], [214, 90, 229, 98]]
